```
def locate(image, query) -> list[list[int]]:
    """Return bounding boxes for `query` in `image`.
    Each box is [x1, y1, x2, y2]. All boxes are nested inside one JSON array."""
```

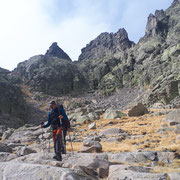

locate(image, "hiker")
[[41, 101, 70, 161]]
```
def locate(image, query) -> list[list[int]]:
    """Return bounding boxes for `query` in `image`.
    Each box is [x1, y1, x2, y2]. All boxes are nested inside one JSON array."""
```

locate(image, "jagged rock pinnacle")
[[45, 42, 71, 61]]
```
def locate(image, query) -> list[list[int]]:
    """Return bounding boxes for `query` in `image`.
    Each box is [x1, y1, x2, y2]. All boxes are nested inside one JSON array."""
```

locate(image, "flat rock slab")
[[108, 151, 175, 164], [108, 166, 167, 180], [0, 162, 88, 180]]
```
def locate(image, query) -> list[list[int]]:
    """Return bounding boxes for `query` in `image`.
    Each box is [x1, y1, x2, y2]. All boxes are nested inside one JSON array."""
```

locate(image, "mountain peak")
[[145, 9, 169, 38], [45, 42, 71, 61], [78, 28, 134, 61]]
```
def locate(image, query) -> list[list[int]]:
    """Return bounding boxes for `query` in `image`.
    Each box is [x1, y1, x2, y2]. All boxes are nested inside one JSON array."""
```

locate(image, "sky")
[[0, 0, 173, 70]]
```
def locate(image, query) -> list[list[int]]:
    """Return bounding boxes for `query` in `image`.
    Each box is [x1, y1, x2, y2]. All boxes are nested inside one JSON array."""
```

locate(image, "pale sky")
[[0, 0, 172, 70]]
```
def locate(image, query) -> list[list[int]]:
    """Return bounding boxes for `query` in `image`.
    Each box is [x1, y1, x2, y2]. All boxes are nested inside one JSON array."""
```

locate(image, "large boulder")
[[164, 109, 180, 126], [81, 139, 102, 153], [103, 109, 126, 119], [128, 103, 148, 117], [0, 143, 12, 153]]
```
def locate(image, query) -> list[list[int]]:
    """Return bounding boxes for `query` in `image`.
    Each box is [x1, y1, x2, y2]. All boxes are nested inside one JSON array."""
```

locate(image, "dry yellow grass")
[[73, 109, 180, 153]]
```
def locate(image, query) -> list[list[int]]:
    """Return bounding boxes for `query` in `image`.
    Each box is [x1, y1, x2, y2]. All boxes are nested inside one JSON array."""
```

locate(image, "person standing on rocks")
[[41, 101, 70, 161]]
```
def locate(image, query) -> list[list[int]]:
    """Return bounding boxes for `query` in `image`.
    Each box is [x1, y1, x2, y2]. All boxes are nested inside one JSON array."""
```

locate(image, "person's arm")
[[59, 108, 64, 119], [43, 112, 51, 128]]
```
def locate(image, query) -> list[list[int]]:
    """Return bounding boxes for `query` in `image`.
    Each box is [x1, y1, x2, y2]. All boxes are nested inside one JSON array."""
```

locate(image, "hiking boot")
[[62, 147, 66, 154], [53, 155, 62, 161], [62, 149, 66, 154]]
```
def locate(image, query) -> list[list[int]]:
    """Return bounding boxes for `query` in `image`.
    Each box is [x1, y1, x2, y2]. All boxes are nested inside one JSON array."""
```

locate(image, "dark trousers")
[[52, 128, 62, 158]]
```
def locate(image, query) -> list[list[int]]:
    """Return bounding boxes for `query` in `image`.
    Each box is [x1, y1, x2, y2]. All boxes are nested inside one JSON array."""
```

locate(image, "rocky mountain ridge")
[[9, 0, 179, 107]]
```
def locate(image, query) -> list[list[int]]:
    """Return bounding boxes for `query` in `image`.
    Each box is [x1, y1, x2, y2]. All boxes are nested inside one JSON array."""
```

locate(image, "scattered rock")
[[16, 146, 37, 156], [89, 122, 96, 130], [99, 128, 124, 136], [151, 102, 165, 109], [81, 139, 102, 153], [150, 110, 169, 116], [128, 103, 148, 117]]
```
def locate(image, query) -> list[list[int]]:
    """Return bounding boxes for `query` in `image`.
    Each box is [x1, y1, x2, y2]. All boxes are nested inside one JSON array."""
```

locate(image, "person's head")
[[49, 101, 57, 110]]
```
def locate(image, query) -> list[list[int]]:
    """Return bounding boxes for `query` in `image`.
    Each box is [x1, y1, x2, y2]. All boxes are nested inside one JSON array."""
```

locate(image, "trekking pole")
[[40, 122, 45, 152], [68, 131, 74, 154], [48, 127, 52, 153]]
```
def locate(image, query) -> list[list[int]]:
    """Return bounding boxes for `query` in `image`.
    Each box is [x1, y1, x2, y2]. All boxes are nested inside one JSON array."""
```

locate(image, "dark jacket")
[[43, 106, 69, 130]]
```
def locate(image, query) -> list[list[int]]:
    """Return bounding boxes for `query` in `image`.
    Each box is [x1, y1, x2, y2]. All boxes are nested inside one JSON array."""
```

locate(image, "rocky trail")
[[1, 103, 180, 179]]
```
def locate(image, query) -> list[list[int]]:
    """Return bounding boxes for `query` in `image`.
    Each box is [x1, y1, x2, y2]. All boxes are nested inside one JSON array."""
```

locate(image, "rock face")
[[0, 68, 28, 128], [9, 1, 180, 106], [145, 10, 169, 38], [13, 43, 87, 96], [78, 28, 134, 61], [77, 1, 180, 104]]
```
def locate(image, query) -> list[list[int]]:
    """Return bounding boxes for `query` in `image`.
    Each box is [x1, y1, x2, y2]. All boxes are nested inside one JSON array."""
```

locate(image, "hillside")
[[9, 0, 180, 108], [0, 0, 180, 179]]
